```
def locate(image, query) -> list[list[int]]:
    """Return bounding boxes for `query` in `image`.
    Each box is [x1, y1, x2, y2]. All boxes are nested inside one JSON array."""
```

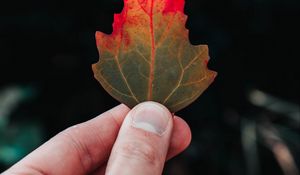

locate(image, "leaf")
[[92, 0, 217, 112]]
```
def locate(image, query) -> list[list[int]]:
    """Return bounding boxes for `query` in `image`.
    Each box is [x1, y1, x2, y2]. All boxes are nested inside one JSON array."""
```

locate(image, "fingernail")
[[130, 102, 171, 135]]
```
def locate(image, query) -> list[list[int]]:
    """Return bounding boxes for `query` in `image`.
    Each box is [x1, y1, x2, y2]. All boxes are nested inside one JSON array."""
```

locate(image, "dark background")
[[0, 0, 299, 174]]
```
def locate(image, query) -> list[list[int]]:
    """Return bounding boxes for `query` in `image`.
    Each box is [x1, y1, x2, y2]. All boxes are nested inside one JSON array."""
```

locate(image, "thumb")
[[105, 101, 173, 175]]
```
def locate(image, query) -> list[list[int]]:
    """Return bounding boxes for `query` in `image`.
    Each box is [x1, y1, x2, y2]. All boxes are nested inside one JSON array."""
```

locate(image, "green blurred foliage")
[[0, 86, 43, 166]]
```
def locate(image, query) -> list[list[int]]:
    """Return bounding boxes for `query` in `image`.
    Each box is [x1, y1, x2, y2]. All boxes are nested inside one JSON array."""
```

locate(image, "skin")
[[3, 102, 191, 175]]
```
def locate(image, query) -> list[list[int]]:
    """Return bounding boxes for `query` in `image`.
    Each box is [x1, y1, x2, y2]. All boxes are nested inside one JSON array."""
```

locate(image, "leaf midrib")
[[147, 0, 155, 100]]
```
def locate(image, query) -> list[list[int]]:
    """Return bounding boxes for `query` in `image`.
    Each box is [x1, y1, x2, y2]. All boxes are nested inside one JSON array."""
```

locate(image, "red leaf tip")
[[163, 0, 185, 13]]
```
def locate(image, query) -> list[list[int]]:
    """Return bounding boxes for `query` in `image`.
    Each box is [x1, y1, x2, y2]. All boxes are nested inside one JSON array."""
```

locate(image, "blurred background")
[[0, 0, 299, 174]]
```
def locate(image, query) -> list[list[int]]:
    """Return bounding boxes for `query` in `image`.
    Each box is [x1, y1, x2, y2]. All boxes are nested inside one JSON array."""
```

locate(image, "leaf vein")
[[114, 8, 140, 104], [163, 47, 207, 104], [114, 57, 140, 103], [136, 49, 150, 64], [163, 43, 185, 104], [181, 75, 207, 86], [183, 48, 206, 70], [169, 91, 201, 110], [156, 15, 175, 47], [97, 72, 134, 98]]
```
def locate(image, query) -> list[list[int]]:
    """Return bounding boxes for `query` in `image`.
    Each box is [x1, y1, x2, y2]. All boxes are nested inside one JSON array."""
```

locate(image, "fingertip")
[[174, 116, 192, 148], [120, 103, 130, 109], [107, 103, 131, 117], [167, 116, 192, 160], [91, 103, 130, 125], [130, 101, 173, 136]]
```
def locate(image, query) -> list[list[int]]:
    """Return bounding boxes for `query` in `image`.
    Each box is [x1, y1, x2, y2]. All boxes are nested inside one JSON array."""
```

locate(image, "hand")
[[3, 102, 191, 175]]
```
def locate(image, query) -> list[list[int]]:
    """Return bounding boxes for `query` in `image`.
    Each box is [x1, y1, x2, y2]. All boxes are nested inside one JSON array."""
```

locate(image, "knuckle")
[[59, 124, 93, 171], [117, 140, 159, 165]]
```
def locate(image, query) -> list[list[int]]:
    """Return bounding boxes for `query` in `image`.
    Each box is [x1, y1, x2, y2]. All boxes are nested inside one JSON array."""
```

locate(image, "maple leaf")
[[92, 0, 217, 112]]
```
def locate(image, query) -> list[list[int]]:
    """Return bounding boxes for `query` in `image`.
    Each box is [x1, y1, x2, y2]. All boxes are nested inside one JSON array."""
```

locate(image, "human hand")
[[3, 102, 191, 175]]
